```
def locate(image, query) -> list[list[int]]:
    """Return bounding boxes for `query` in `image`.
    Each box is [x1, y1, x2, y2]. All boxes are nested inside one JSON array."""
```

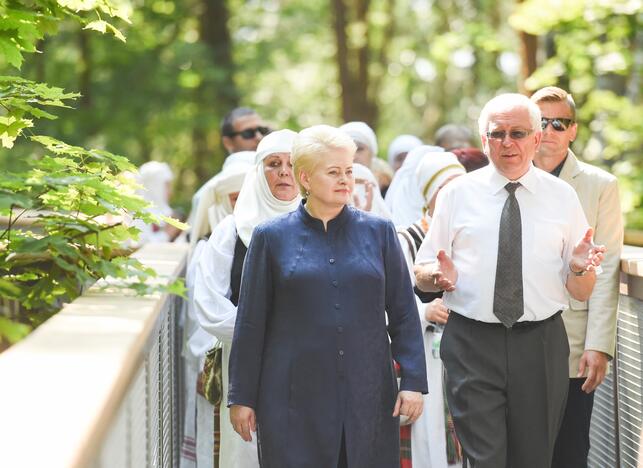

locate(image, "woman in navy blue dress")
[[228, 125, 428, 468]]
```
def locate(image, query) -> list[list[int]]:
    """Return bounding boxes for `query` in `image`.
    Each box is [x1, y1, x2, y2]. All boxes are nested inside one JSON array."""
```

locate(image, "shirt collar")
[[549, 155, 568, 178], [488, 164, 538, 195], [297, 200, 351, 232]]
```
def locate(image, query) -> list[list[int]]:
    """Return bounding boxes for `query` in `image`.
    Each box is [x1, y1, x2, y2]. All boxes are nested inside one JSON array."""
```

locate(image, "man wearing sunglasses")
[[532, 86, 623, 468], [221, 107, 271, 154], [187, 108, 270, 231]]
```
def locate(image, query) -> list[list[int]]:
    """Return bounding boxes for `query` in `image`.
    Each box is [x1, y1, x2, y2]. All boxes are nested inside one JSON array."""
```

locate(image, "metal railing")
[[589, 245, 643, 468], [0, 243, 188, 468], [0, 241, 640, 467], [91, 292, 183, 468]]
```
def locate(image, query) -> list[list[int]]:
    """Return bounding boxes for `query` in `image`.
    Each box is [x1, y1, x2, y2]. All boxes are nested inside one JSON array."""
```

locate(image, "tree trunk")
[[331, 0, 376, 126], [518, 31, 538, 94], [200, 0, 239, 110], [193, 0, 239, 186], [78, 29, 92, 108], [515, 0, 538, 94]]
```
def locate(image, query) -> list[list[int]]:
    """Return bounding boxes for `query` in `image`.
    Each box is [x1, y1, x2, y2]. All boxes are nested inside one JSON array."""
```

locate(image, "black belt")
[[510, 310, 562, 329], [450, 310, 562, 329]]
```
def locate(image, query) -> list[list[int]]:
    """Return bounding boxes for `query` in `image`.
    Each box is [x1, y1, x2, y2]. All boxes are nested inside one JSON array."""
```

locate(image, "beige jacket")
[[559, 151, 623, 378]]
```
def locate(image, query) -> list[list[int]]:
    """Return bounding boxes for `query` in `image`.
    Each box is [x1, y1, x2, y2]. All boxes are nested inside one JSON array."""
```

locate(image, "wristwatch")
[[569, 263, 588, 276]]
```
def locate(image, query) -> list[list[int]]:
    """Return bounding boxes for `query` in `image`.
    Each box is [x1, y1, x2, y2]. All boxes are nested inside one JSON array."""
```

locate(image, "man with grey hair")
[[414, 93, 606, 467]]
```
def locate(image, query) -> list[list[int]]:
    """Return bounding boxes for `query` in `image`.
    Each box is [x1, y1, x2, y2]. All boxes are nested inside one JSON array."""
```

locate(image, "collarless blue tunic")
[[228, 202, 428, 468]]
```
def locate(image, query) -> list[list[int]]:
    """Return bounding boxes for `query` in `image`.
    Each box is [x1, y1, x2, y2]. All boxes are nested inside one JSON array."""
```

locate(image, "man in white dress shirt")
[[414, 93, 606, 468]]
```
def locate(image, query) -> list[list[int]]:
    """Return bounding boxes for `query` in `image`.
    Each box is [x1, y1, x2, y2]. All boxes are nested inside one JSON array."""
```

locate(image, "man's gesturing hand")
[[570, 228, 606, 274], [415, 249, 457, 292]]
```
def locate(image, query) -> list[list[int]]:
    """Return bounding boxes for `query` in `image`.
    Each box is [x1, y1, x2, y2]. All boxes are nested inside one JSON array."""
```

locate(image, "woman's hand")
[[392, 390, 423, 424], [425, 298, 449, 324], [230, 404, 256, 442], [353, 179, 375, 212]]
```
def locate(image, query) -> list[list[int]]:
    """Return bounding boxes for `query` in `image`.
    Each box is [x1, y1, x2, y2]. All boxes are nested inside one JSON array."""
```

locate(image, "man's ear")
[[533, 130, 542, 148], [569, 122, 578, 143], [222, 136, 234, 153]]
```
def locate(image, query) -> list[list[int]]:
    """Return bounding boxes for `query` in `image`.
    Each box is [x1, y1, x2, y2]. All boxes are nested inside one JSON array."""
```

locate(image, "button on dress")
[[228, 203, 428, 468]]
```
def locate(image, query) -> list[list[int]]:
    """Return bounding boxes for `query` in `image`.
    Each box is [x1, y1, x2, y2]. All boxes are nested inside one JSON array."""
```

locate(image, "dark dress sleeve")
[[227, 225, 272, 409], [384, 221, 429, 394]]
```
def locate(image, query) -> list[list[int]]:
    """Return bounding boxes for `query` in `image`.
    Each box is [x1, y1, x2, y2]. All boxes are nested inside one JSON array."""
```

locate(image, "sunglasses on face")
[[228, 126, 271, 140], [541, 117, 573, 132], [486, 129, 533, 141]]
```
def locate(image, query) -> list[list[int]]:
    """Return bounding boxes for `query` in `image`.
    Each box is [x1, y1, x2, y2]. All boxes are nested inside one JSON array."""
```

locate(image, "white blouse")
[[193, 215, 239, 344]]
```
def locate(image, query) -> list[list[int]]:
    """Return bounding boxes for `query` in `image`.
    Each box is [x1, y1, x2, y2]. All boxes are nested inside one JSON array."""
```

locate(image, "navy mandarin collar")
[[298, 200, 351, 233]]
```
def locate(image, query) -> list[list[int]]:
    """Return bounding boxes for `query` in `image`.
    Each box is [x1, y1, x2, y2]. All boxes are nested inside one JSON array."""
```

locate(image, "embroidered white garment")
[[414, 152, 465, 212], [385, 145, 444, 226]]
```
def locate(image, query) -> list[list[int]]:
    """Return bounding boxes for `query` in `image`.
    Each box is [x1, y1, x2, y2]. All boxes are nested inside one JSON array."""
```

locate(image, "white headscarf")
[[384, 145, 444, 226], [234, 129, 301, 246], [339, 121, 378, 158], [387, 134, 423, 168], [189, 152, 254, 249], [415, 152, 465, 213], [222, 150, 256, 170], [137, 161, 173, 217], [351, 163, 392, 219]]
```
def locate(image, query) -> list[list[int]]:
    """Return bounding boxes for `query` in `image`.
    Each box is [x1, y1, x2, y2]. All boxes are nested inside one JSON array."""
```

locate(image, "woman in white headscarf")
[[134, 161, 180, 244], [193, 129, 300, 468], [339, 121, 378, 168], [387, 134, 423, 172], [189, 152, 255, 250], [350, 162, 392, 220], [384, 145, 443, 226], [187, 151, 256, 229], [396, 152, 466, 468], [180, 152, 254, 468]]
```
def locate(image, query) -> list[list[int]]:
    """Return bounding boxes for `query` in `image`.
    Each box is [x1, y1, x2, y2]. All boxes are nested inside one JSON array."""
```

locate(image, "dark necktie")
[[493, 182, 524, 327]]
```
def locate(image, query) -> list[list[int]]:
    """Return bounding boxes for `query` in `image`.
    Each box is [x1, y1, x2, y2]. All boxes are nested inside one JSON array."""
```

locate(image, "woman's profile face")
[[354, 142, 373, 167], [228, 191, 240, 209], [263, 152, 298, 201], [303, 148, 355, 208]]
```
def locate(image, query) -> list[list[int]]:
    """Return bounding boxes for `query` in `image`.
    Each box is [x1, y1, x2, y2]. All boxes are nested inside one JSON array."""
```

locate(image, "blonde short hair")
[[530, 86, 576, 121], [291, 125, 357, 197]]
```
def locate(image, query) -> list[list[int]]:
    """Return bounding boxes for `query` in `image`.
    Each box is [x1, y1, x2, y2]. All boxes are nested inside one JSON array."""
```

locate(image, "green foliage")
[[0, 0, 184, 345], [0, 0, 129, 70], [0, 316, 30, 344], [512, 0, 643, 228]]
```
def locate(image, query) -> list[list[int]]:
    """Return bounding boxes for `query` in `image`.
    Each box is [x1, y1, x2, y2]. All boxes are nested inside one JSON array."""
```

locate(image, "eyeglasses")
[[541, 117, 574, 132], [486, 129, 533, 141], [227, 126, 271, 140]]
